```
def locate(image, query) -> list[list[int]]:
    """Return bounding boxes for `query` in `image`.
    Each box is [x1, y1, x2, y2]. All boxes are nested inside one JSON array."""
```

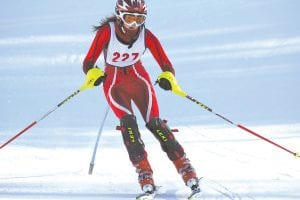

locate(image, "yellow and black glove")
[[80, 67, 106, 91], [156, 71, 187, 97]]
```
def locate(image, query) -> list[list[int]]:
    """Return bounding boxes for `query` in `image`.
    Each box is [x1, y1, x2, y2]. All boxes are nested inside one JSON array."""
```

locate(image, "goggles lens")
[[120, 12, 146, 26]]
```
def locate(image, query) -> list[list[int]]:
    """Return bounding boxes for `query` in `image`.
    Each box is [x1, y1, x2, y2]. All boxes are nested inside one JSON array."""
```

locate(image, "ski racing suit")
[[83, 21, 198, 190]]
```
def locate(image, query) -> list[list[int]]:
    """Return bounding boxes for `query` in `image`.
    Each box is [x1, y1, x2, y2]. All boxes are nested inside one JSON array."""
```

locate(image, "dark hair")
[[93, 15, 117, 32]]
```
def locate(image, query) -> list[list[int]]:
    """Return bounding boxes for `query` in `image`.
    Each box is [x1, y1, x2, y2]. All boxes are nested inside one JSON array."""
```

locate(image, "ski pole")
[[167, 79, 300, 158], [0, 89, 82, 149], [89, 106, 110, 175], [184, 94, 299, 157], [1, 67, 106, 149]]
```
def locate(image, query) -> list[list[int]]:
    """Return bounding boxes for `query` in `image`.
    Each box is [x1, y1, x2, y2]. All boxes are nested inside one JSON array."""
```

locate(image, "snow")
[[1, 0, 300, 199], [1, 125, 300, 199]]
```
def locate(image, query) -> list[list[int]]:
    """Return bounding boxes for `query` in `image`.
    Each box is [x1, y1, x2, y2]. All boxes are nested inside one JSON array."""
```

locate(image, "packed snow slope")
[[1, 0, 300, 199]]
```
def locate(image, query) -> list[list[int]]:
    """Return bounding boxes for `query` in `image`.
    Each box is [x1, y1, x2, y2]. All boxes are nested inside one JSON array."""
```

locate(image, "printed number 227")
[[112, 52, 139, 62]]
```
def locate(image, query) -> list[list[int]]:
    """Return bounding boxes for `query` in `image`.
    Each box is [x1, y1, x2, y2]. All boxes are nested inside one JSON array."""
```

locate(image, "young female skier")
[[81, 0, 201, 199]]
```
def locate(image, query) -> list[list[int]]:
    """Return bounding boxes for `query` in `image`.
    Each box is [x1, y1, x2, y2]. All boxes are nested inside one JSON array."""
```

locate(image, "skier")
[[82, 0, 200, 198]]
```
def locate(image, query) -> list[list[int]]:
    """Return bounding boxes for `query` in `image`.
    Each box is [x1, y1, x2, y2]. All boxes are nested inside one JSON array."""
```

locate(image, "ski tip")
[[295, 152, 300, 158]]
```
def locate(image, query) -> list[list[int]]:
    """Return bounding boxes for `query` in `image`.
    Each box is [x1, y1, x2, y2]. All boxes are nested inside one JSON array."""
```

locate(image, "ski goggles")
[[119, 12, 146, 26]]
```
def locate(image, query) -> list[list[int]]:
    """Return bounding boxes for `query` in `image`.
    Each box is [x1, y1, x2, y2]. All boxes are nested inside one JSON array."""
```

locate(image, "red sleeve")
[[145, 29, 175, 75], [82, 24, 110, 74]]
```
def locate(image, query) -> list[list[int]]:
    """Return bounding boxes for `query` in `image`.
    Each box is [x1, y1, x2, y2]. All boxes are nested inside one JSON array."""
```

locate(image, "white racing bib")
[[106, 22, 146, 67]]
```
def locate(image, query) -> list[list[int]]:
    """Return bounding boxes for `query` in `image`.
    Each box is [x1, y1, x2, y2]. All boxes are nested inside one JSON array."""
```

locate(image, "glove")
[[156, 71, 187, 97], [156, 71, 177, 91], [157, 75, 172, 91], [80, 67, 106, 91]]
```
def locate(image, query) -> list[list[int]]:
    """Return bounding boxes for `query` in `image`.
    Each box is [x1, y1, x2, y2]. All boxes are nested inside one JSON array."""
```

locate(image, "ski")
[[135, 192, 155, 200], [188, 188, 202, 200], [135, 186, 160, 200], [135, 184, 203, 200]]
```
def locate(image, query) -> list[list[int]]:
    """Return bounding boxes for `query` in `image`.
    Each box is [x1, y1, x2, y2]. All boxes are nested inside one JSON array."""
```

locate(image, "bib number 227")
[[112, 52, 139, 62]]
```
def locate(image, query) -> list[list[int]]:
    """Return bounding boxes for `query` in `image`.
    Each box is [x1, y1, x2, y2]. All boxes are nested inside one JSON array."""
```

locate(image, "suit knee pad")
[[146, 117, 185, 160], [120, 115, 146, 163]]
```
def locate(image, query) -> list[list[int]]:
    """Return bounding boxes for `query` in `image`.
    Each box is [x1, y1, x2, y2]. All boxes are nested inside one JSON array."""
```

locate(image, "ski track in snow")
[[1, 125, 300, 200]]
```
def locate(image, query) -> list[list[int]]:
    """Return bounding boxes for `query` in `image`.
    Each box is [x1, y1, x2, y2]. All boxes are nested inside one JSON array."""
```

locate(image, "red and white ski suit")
[[83, 22, 174, 122], [83, 21, 198, 189]]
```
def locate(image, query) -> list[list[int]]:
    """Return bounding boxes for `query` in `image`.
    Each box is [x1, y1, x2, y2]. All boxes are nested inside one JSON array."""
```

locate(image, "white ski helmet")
[[115, 0, 147, 27]]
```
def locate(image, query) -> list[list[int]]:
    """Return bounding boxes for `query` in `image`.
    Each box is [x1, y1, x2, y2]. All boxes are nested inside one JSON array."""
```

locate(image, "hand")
[[80, 67, 106, 91], [156, 71, 187, 97], [158, 77, 172, 91], [156, 71, 176, 91]]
